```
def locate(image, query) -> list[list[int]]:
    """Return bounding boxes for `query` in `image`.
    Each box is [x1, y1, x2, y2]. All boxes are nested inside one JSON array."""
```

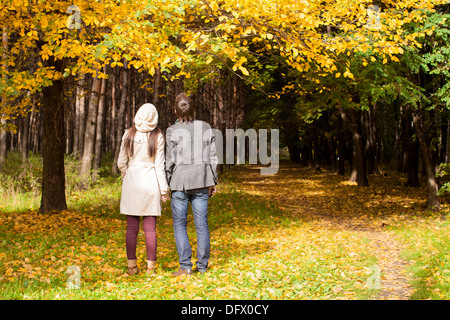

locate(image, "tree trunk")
[[232, 75, 238, 129], [29, 105, 38, 153], [0, 27, 9, 168], [80, 71, 102, 182], [217, 80, 225, 133], [153, 67, 162, 106], [313, 121, 320, 171], [440, 113, 448, 164], [93, 72, 107, 182], [395, 101, 404, 172], [109, 68, 117, 156], [0, 118, 7, 168], [353, 129, 368, 186], [349, 139, 357, 182], [65, 97, 73, 154], [112, 60, 129, 175], [337, 115, 346, 175], [405, 111, 420, 187], [341, 108, 369, 186], [74, 74, 86, 155], [406, 137, 420, 187], [412, 107, 440, 209], [20, 109, 30, 161], [399, 104, 409, 172], [225, 75, 232, 131], [40, 57, 67, 213], [364, 106, 377, 175]]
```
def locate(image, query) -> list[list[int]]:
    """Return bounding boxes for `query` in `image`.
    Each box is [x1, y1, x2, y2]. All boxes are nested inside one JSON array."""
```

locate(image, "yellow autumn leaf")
[[239, 65, 249, 76]]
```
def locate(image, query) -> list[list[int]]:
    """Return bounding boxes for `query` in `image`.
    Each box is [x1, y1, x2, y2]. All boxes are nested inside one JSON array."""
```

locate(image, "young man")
[[165, 93, 218, 276]]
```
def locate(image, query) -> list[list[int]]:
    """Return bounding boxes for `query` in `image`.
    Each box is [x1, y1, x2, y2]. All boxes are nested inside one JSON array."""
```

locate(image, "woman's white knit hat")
[[134, 103, 158, 132]]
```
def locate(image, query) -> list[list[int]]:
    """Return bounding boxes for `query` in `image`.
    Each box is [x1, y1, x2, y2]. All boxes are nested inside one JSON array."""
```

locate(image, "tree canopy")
[[1, 0, 449, 211]]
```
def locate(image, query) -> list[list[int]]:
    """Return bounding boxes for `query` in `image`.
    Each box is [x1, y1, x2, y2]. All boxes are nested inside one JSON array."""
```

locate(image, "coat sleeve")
[[155, 132, 169, 194], [117, 131, 129, 177], [209, 129, 219, 185], [165, 126, 175, 185]]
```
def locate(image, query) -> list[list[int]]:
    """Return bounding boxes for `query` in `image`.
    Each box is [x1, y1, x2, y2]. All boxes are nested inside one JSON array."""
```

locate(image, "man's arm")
[[165, 127, 175, 185]]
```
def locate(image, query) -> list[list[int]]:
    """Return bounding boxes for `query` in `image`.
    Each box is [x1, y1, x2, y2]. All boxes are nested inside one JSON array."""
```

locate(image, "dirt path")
[[232, 161, 416, 300], [302, 211, 414, 299], [361, 230, 413, 299]]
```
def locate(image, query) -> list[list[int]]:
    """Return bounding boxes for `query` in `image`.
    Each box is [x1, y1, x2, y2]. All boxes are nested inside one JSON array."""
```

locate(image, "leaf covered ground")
[[1, 160, 449, 299]]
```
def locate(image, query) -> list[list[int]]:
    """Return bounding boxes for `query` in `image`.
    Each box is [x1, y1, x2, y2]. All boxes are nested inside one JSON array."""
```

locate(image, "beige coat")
[[118, 130, 169, 216]]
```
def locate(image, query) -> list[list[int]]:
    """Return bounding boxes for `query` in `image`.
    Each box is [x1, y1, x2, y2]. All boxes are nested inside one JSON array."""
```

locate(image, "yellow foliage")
[[0, 0, 447, 127]]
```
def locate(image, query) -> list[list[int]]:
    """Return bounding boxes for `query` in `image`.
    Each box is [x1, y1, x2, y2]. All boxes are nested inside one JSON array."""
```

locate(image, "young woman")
[[117, 103, 169, 275]]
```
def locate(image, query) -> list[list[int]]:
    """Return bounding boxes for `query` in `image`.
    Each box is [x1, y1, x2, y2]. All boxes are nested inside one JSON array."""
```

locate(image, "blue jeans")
[[171, 188, 210, 271]]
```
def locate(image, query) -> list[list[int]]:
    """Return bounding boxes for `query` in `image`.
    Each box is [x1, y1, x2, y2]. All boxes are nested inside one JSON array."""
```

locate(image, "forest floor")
[[237, 161, 418, 300], [237, 160, 450, 300], [1, 159, 450, 300]]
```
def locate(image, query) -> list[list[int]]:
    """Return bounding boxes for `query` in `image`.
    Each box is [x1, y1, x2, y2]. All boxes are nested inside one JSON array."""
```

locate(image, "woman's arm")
[[155, 132, 169, 195], [117, 131, 129, 177]]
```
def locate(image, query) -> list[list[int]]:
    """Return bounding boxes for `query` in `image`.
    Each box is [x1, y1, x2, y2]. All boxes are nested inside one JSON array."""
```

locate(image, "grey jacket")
[[165, 120, 219, 191]]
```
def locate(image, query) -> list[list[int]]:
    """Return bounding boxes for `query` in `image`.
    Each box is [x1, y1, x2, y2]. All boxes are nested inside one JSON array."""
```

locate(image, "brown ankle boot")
[[127, 259, 140, 275], [147, 260, 157, 274]]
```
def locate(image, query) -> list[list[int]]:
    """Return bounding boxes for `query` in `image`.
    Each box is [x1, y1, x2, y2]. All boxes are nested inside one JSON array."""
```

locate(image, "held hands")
[[161, 187, 217, 202], [209, 186, 217, 198], [161, 193, 169, 203]]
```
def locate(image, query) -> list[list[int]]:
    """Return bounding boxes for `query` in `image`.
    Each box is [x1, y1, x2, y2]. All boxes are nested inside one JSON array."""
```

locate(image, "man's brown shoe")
[[171, 267, 193, 276], [193, 267, 207, 274]]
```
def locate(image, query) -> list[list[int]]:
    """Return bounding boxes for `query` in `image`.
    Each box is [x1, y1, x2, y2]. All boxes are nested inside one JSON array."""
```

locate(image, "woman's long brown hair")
[[124, 125, 161, 159]]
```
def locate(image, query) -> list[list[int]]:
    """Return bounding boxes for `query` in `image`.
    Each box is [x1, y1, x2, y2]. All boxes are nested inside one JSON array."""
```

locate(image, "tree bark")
[[29, 105, 38, 153], [353, 130, 368, 185], [20, 109, 30, 161], [93, 72, 107, 182], [364, 106, 377, 175], [404, 110, 420, 187], [80, 71, 102, 182], [109, 68, 117, 156], [412, 107, 440, 209], [40, 57, 67, 213], [399, 104, 409, 172], [0, 27, 9, 168], [337, 115, 346, 175], [217, 79, 225, 133], [340, 108, 369, 186], [112, 60, 129, 175], [74, 74, 86, 155], [440, 113, 448, 164], [65, 97, 73, 154], [313, 121, 320, 170], [395, 101, 404, 172], [152, 66, 162, 106]]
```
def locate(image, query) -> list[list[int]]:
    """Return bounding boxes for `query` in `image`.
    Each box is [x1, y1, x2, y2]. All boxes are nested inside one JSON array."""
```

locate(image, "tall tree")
[[40, 57, 67, 213], [340, 108, 369, 186], [412, 105, 440, 209], [79, 71, 102, 182], [112, 60, 128, 175], [74, 74, 86, 155], [0, 27, 8, 168], [93, 68, 107, 182]]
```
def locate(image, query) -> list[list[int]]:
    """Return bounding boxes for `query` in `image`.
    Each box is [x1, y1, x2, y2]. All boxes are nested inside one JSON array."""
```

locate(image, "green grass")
[[394, 215, 450, 299], [0, 167, 376, 300], [2, 158, 450, 300]]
